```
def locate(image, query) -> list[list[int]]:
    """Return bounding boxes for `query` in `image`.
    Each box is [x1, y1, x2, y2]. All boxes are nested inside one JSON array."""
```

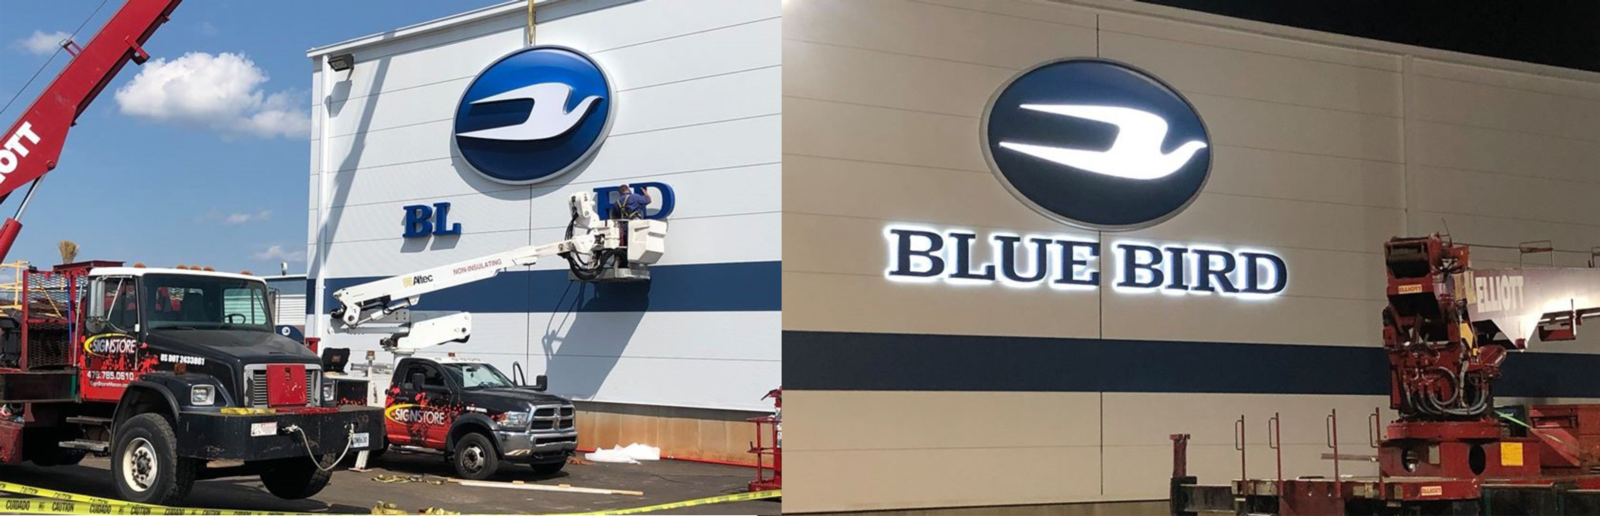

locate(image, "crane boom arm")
[[0, 0, 184, 262]]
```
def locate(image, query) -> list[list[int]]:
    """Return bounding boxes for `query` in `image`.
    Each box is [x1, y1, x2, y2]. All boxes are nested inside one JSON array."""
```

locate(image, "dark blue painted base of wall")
[[784, 330, 1600, 398]]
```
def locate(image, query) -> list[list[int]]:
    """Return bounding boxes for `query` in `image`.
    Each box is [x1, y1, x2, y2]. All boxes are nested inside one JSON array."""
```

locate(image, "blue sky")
[[0, 0, 505, 275]]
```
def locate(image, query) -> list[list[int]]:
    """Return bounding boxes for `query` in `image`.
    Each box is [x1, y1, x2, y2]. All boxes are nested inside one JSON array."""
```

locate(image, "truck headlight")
[[322, 381, 335, 402], [190, 385, 215, 406], [498, 411, 530, 430]]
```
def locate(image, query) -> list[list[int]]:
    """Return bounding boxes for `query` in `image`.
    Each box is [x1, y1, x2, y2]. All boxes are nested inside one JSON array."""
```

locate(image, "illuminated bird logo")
[[456, 83, 601, 141], [999, 104, 1207, 180]]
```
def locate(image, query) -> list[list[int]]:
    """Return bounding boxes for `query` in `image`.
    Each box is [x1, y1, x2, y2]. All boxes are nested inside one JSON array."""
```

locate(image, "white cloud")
[[16, 30, 70, 56], [198, 22, 219, 37], [224, 210, 272, 225], [253, 245, 306, 263], [113, 52, 309, 139]]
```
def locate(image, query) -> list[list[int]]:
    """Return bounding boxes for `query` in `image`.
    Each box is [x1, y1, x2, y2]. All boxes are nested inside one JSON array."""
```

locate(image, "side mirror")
[[86, 316, 107, 335], [532, 375, 547, 392], [409, 372, 426, 390]]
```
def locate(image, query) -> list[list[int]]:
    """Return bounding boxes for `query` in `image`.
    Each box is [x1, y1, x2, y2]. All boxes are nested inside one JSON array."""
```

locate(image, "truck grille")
[[246, 366, 319, 407], [529, 405, 575, 431]]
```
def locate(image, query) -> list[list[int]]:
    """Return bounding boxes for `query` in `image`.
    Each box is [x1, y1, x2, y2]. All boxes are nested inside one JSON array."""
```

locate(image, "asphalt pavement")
[[0, 451, 779, 515]]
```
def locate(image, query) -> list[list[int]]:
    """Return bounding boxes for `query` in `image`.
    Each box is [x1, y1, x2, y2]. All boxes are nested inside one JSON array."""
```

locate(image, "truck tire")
[[531, 460, 566, 475], [259, 456, 333, 499], [111, 413, 198, 505], [452, 432, 499, 480]]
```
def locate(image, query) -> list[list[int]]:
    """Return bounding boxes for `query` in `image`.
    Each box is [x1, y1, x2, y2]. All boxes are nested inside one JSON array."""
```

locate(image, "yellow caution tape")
[[0, 498, 301, 515], [555, 489, 781, 515], [0, 481, 302, 515]]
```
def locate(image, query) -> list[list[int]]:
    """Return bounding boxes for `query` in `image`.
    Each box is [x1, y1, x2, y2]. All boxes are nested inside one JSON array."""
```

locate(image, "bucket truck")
[[0, 0, 383, 505], [319, 191, 666, 479]]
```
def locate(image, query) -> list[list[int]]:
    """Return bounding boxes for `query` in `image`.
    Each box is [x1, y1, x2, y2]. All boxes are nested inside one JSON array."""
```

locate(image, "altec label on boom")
[[0, 122, 41, 177]]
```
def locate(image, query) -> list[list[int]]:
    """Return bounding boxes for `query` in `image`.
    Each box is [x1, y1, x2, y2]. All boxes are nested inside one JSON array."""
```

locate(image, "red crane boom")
[[0, 0, 183, 261]]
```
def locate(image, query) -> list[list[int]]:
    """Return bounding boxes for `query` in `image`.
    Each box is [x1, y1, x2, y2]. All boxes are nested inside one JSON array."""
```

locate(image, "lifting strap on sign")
[[527, 0, 537, 45]]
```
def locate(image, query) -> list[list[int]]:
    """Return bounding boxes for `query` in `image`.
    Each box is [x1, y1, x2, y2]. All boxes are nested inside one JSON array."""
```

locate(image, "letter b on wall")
[[402, 202, 463, 238]]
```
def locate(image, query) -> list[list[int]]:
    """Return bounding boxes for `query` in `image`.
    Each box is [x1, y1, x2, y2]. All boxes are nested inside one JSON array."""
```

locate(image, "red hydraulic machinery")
[[749, 387, 782, 492], [0, 0, 182, 262], [1173, 234, 1600, 515]]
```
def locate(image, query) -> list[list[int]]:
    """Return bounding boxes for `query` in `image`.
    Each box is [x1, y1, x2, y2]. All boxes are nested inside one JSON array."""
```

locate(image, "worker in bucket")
[[615, 183, 651, 220]]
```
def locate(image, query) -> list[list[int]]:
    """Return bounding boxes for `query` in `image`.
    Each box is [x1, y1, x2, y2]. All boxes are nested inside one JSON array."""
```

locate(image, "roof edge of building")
[[306, 0, 529, 58]]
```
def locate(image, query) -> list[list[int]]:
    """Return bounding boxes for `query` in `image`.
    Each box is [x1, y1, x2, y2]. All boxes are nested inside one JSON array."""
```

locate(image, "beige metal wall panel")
[[1194, 136, 1405, 210], [785, 0, 1095, 70], [782, 157, 1072, 232], [1095, 14, 1401, 72], [784, 40, 1018, 120], [1124, 193, 1404, 254], [1186, 93, 1402, 163], [787, 391, 1101, 452], [1407, 120, 1600, 183], [785, 97, 988, 174], [787, 447, 1104, 513], [1410, 76, 1600, 143], [1098, 30, 1402, 117], [1410, 59, 1600, 101], [785, 390, 1103, 513], [1408, 165, 1600, 227], [1101, 292, 1382, 347], [917, 0, 1099, 27], [782, 268, 1104, 338]]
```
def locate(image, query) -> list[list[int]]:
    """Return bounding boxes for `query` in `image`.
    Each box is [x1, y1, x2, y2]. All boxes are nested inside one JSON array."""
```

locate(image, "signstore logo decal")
[[83, 333, 139, 358]]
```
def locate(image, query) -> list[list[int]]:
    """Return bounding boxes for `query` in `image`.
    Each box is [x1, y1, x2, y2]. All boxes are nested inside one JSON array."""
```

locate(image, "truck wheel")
[[111, 413, 198, 505], [259, 456, 333, 499], [452, 432, 499, 480], [531, 460, 566, 475]]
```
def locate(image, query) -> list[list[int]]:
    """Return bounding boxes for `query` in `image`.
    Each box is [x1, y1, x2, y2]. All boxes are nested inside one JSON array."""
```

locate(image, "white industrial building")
[[305, 0, 779, 462]]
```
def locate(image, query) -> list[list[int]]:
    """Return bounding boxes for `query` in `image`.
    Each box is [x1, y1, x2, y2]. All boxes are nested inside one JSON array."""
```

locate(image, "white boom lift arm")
[[327, 191, 666, 357]]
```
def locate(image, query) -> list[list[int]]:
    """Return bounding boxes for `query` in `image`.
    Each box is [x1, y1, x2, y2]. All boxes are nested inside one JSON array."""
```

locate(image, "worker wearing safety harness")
[[613, 184, 651, 267], [615, 184, 651, 220]]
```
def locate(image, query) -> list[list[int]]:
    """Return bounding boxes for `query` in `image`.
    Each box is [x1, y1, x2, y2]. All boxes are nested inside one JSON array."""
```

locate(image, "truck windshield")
[[443, 363, 514, 390], [142, 274, 273, 332]]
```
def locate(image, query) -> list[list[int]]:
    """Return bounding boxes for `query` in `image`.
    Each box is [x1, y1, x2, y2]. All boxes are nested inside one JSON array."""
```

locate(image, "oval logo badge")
[[454, 46, 614, 184], [983, 58, 1210, 231]]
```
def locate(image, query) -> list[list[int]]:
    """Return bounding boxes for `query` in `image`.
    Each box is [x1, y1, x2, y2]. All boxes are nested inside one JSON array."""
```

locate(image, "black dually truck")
[[0, 261, 380, 504]]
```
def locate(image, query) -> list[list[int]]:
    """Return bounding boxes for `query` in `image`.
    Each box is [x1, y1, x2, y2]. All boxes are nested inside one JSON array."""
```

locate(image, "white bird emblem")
[[457, 83, 601, 141], [999, 104, 1207, 180]]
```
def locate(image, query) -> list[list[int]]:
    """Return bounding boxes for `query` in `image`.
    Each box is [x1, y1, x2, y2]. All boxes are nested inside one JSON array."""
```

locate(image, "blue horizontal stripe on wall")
[[783, 331, 1600, 398], [306, 261, 780, 314]]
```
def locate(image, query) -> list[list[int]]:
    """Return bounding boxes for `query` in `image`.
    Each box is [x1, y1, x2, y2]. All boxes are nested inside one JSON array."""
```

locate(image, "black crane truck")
[[0, 261, 380, 504]]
